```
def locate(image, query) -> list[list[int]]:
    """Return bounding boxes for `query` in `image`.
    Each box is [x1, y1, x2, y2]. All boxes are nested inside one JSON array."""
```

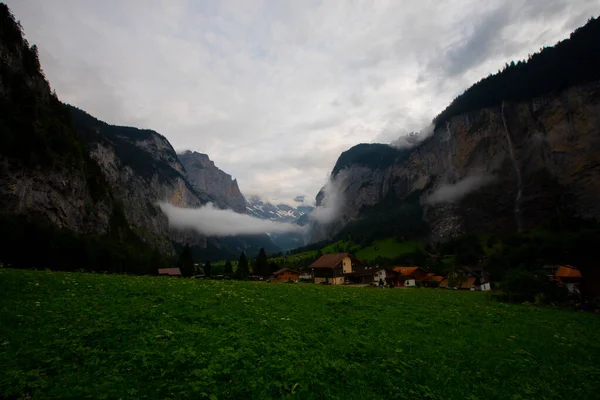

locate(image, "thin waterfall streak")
[[501, 101, 523, 231], [446, 121, 457, 180]]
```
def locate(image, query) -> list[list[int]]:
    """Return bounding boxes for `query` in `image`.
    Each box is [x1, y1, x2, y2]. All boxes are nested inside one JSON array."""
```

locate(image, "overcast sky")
[[7, 0, 596, 204]]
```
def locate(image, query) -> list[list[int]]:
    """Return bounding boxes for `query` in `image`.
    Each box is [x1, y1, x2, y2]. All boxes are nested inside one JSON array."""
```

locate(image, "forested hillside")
[[434, 16, 600, 127]]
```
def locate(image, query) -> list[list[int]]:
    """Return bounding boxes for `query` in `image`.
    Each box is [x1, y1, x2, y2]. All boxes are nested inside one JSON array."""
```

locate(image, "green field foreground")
[[1, 269, 600, 399]]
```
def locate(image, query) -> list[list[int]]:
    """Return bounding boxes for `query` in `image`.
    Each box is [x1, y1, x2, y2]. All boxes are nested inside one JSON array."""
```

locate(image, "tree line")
[[175, 246, 284, 279], [434, 16, 600, 129]]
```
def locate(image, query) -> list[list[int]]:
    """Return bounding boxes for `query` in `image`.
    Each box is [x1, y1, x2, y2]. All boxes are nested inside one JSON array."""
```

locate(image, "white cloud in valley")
[[159, 202, 303, 236], [6, 0, 596, 203]]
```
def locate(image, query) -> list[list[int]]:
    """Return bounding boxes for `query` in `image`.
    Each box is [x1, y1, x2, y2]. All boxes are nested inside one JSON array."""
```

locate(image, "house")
[[309, 253, 365, 285], [158, 268, 182, 277], [465, 266, 491, 291], [546, 264, 582, 294], [345, 265, 379, 284], [373, 268, 399, 286], [393, 266, 429, 287], [273, 268, 301, 283], [423, 274, 445, 287]]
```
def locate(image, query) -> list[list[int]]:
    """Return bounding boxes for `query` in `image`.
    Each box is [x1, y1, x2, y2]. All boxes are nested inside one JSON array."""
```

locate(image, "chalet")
[[424, 274, 445, 287], [393, 266, 429, 287], [545, 264, 582, 294], [309, 253, 365, 285], [345, 265, 380, 284], [273, 268, 301, 283], [374, 268, 399, 286], [465, 266, 491, 291], [158, 268, 181, 277]]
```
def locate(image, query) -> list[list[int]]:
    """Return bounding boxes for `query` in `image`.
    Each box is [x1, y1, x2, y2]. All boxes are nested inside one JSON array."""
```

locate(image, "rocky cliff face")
[[0, 5, 112, 235], [178, 151, 246, 213], [315, 81, 600, 242], [70, 107, 210, 255]]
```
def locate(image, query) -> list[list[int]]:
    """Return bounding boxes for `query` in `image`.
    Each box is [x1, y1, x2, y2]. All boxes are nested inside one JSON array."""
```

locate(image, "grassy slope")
[[2, 269, 600, 399], [354, 238, 421, 262], [276, 238, 422, 265]]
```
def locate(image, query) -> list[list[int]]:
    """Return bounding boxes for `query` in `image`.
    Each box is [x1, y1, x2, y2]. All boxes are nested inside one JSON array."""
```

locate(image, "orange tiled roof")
[[430, 275, 444, 283], [393, 266, 421, 276], [555, 265, 582, 278], [439, 279, 449, 287]]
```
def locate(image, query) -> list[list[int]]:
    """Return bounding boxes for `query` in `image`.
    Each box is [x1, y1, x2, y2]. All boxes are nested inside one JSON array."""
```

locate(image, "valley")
[[2, 3, 600, 399]]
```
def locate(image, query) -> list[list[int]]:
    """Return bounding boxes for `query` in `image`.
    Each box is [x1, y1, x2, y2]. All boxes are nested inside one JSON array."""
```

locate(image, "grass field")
[[1, 268, 600, 399]]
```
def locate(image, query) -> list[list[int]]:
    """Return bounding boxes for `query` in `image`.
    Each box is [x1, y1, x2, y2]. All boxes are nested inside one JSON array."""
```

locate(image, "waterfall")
[[501, 101, 523, 231], [446, 121, 457, 181]]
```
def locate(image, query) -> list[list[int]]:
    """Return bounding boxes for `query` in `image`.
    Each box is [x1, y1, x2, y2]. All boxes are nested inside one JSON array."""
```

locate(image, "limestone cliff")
[[0, 5, 112, 235], [178, 151, 246, 213], [315, 81, 600, 242], [70, 107, 210, 255]]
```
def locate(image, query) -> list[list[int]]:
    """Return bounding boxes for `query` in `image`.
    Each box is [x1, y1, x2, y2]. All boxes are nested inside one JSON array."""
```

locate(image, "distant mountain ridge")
[[246, 196, 313, 252], [246, 196, 313, 225]]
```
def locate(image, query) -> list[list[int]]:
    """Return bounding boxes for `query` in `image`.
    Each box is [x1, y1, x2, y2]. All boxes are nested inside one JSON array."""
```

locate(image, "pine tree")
[[255, 247, 269, 277], [204, 260, 212, 277], [235, 252, 250, 280], [177, 245, 194, 277], [224, 260, 233, 275]]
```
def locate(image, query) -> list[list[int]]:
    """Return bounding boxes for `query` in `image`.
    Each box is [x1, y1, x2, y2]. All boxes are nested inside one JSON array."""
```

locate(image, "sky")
[[7, 0, 597, 205]]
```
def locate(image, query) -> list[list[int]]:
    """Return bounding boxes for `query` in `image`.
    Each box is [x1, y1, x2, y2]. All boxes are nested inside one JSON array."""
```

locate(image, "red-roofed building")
[[545, 264, 582, 294], [393, 266, 428, 287], [273, 268, 301, 283]]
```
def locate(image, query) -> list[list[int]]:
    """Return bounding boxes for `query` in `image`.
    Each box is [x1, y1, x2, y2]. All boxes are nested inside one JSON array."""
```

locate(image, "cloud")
[[426, 174, 495, 204], [6, 0, 594, 204], [390, 123, 435, 149], [159, 202, 303, 236], [309, 172, 348, 224]]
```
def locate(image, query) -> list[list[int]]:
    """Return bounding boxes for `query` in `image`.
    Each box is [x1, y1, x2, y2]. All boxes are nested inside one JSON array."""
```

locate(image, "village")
[[159, 252, 584, 296]]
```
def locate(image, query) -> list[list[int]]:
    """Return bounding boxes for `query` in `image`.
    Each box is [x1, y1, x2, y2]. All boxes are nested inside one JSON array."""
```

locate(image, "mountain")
[[246, 196, 313, 224], [70, 107, 281, 261], [0, 4, 168, 273], [312, 17, 600, 244], [69, 106, 210, 255], [246, 196, 314, 251], [0, 4, 277, 265], [178, 151, 246, 213]]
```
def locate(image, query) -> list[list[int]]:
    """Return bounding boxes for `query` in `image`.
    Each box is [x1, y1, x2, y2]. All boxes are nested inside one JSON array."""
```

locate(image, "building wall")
[[314, 277, 344, 285], [342, 257, 352, 274], [276, 272, 299, 282], [480, 283, 491, 291], [375, 269, 387, 284], [405, 279, 416, 287]]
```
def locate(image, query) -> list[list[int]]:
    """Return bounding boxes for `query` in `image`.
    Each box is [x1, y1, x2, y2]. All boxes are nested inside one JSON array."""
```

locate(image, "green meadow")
[[1, 268, 599, 399]]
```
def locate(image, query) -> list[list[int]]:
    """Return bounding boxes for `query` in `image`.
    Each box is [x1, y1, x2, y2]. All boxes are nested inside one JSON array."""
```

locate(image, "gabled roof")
[[439, 278, 449, 287], [393, 266, 425, 277], [158, 268, 181, 276], [555, 265, 582, 279], [273, 268, 301, 276], [310, 253, 350, 268], [429, 275, 444, 283]]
